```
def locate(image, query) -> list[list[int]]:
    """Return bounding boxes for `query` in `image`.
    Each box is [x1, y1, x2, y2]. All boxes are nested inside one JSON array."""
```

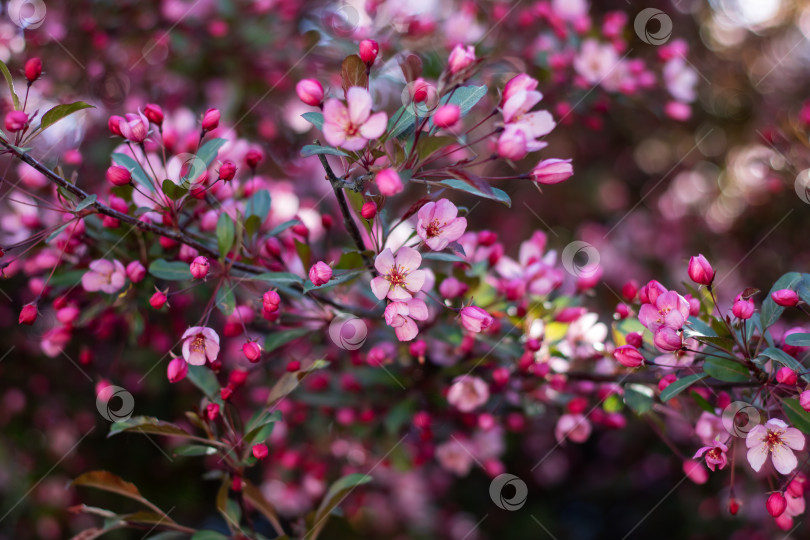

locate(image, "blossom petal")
[[407, 299, 429, 321], [395, 318, 419, 341], [772, 445, 798, 475], [395, 246, 422, 271], [782, 427, 806, 451], [404, 269, 426, 293], [370, 276, 390, 300], [521, 110, 555, 138], [187, 350, 207, 366], [387, 285, 413, 302], [746, 424, 766, 448], [374, 248, 395, 274], [359, 112, 387, 140], [442, 217, 467, 243], [81, 271, 104, 292], [347, 87, 372, 125], [746, 444, 768, 472]]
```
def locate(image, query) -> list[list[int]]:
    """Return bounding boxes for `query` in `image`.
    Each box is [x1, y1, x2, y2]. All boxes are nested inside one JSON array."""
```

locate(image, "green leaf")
[[422, 251, 467, 263], [660, 373, 709, 402], [112, 153, 154, 191], [429, 85, 487, 128], [302, 112, 324, 130], [303, 269, 364, 293], [75, 194, 97, 212], [759, 347, 809, 382], [301, 145, 350, 158], [623, 384, 654, 415], [161, 179, 187, 201], [0, 59, 20, 110], [216, 213, 235, 257], [215, 287, 235, 315], [267, 218, 299, 237], [38, 101, 95, 132], [72, 471, 146, 502], [433, 179, 511, 207], [173, 444, 218, 457], [782, 398, 810, 434], [703, 357, 751, 383], [786, 333, 810, 347], [761, 272, 802, 329], [196, 138, 227, 168], [690, 390, 716, 414], [186, 365, 221, 401], [108, 416, 193, 439], [149, 259, 192, 281], [264, 328, 311, 353], [245, 190, 271, 220], [266, 360, 329, 405], [250, 272, 304, 285], [310, 474, 372, 538]]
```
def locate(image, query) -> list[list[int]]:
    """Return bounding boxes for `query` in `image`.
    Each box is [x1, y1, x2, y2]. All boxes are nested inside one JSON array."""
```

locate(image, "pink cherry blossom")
[[447, 375, 489, 412], [416, 199, 467, 251], [384, 298, 429, 341], [181, 326, 221, 365], [746, 419, 805, 475], [118, 111, 150, 143], [459, 305, 493, 333], [81, 259, 127, 294], [447, 44, 475, 74], [322, 87, 387, 151], [638, 290, 690, 332], [693, 440, 729, 471], [370, 246, 426, 301]]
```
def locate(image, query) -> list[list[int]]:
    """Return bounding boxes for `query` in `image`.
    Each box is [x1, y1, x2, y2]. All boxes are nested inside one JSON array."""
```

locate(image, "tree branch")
[[565, 370, 762, 389]]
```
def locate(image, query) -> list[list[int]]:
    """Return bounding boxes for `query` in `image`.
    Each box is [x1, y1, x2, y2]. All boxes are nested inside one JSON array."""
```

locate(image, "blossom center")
[[765, 430, 784, 449], [191, 335, 206, 353], [426, 219, 443, 238]]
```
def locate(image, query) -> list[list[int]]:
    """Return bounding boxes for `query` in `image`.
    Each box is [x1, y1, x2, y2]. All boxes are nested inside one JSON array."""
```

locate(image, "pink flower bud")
[[242, 341, 262, 363], [531, 158, 574, 185], [626, 332, 643, 348], [654, 326, 683, 352], [190, 256, 209, 279], [201, 108, 220, 131], [800, 391, 810, 412], [296, 79, 324, 106], [439, 277, 469, 299], [410, 339, 427, 358], [687, 254, 714, 286], [376, 168, 403, 196], [615, 303, 630, 319], [252, 443, 269, 460], [106, 165, 131, 186], [245, 148, 263, 168], [18, 303, 38, 325], [218, 160, 237, 181], [683, 460, 708, 485], [411, 78, 431, 103], [788, 473, 807, 497], [767, 492, 787, 518], [556, 307, 586, 323], [448, 44, 476, 74], [460, 305, 493, 333], [359, 39, 379, 65], [123, 261, 145, 283], [321, 214, 334, 229], [24, 57, 42, 82], [206, 403, 220, 421], [144, 103, 164, 125], [613, 345, 644, 367], [263, 290, 281, 312], [658, 373, 677, 392], [167, 357, 188, 383], [108, 115, 124, 136], [776, 367, 797, 385], [772, 289, 799, 307], [308, 261, 332, 286], [150, 290, 167, 309], [685, 294, 701, 316], [621, 280, 638, 301], [728, 498, 740, 515], [639, 280, 667, 304], [220, 385, 233, 401], [433, 104, 460, 128], [5, 111, 28, 132], [732, 293, 754, 319], [361, 201, 377, 219]]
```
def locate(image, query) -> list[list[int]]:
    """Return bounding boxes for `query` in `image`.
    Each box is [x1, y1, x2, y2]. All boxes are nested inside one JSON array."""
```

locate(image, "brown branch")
[[565, 370, 762, 389], [1, 141, 380, 318]]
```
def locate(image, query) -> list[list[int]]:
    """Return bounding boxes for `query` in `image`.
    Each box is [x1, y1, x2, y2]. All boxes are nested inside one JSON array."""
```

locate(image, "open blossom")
[[370, 247, 426, 301], [181, 326, 220, 365], [323, 87, 387, 151], [557, 312, 608, 359], [447, 375, 489, 412], [746, 419, 805, 475], [693, 440, 728, 471], [436, 437, 475, 476], [82, 259, 126, 294], [416, 199, 467, 250], [384, 298, 429, 341], [638, 290, 690, 333], [498, 84, 555, 159], [555, 413, 592, 444], [117, 111, 150, 142]]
